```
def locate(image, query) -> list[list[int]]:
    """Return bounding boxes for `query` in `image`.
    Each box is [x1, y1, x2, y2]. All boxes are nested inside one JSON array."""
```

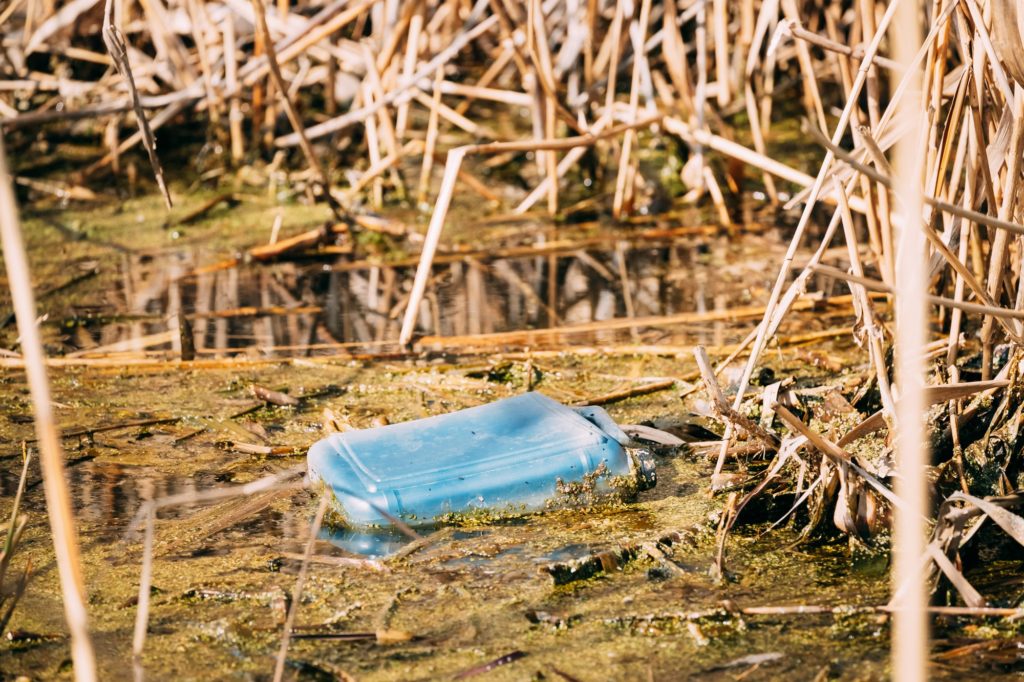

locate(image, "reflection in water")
[[318, 524, 415, 558], [0, 459, 458, 558], [0, 460, 320, 550], [59, 230, 782, 356]]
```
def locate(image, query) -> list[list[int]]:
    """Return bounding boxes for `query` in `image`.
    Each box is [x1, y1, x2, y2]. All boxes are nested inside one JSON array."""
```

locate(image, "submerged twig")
[[272, 496, 329, 682]]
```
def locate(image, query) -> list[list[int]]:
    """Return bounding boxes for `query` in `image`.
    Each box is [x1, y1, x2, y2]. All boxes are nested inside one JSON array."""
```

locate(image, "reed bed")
[[4, 0, 1024, 678]]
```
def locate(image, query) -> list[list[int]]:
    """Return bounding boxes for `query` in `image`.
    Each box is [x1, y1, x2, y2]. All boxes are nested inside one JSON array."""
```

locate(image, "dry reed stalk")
[[395, 10, 423, 138], [663, 117, 814, 193], [128, 472, 308, 661], [712, 0, 729, 107], [222, 16, 244, 165], [802, 118, 1024, 239], [416, 67, 445, 206], [361, 43, 405, 199], [186, 0, 221, 130], [0, 445, 31, 635], [890, 2, 928, 675], [514, 114, 611, 214], [702, 165, 732, 227], [810, 264, 1024, 322], [403, 146, 465, 343], [780, 0, 828, 132], [712, 0, 901, 482], [960, 0, 1013, 101], [772, 404, 908, 514], [80, 100, 190, 178], [436, 80, 535, 107], [660, 0, 694, 113], [809, 124, 1024, 347], [787, 20, 900, 72], [410, 90, 490, 137], [236, 0, 379, 91], [695, 346, 779, 449], [101, 0, 171, 209], [832, 179, 894, 418], [693, 0, 708, 176], [0, 0, 26, 27], [453, 44, 514, 116], [525, 0, 559, 215], [612, 0, 652, 219], [741, 0, 780, 203], [250, 0, 345, 221], [362, 84, 385, 208], [602, 0, 626, 123], [277, 14, 500, 146], [979, 89, 1024, 379], [413, 293, 869, 350], [344, 140, 421, 200], [0, 134, 96, 680]]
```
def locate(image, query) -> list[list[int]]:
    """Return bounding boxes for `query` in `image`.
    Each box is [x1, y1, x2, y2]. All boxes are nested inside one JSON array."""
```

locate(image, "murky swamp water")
[[0, 193, 1021, 680]]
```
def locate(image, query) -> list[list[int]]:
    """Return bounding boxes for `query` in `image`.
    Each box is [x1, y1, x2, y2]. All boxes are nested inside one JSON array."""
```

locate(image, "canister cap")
[[628, 447, 657, 491]]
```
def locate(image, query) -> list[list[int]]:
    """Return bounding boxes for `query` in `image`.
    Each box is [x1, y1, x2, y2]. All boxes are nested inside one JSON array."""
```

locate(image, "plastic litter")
[[307, 392, 656, 528]]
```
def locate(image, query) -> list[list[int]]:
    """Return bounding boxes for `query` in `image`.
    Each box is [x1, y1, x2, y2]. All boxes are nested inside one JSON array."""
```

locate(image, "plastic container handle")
[[572, 405, 632, 446]]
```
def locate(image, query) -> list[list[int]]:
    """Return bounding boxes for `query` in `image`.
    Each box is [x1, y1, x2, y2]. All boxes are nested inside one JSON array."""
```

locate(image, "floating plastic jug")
[[307, 392, 655, 527]]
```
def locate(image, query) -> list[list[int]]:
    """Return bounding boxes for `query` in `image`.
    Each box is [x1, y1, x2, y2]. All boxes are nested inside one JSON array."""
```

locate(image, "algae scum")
[[1, 194, 1021, 680]]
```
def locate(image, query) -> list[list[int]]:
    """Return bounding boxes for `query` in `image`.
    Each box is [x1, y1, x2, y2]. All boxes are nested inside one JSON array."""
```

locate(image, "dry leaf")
[[991, 0, 1024, 87]]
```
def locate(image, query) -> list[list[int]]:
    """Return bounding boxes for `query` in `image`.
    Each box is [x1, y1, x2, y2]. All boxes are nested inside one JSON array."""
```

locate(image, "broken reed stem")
[[0, 134, 97, 681], [772, 402, 909, 515], [694, 345, 779, 450]]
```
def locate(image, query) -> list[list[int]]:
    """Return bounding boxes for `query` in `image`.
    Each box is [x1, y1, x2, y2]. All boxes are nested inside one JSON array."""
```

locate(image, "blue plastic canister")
[[306, 392, 655, 526]]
